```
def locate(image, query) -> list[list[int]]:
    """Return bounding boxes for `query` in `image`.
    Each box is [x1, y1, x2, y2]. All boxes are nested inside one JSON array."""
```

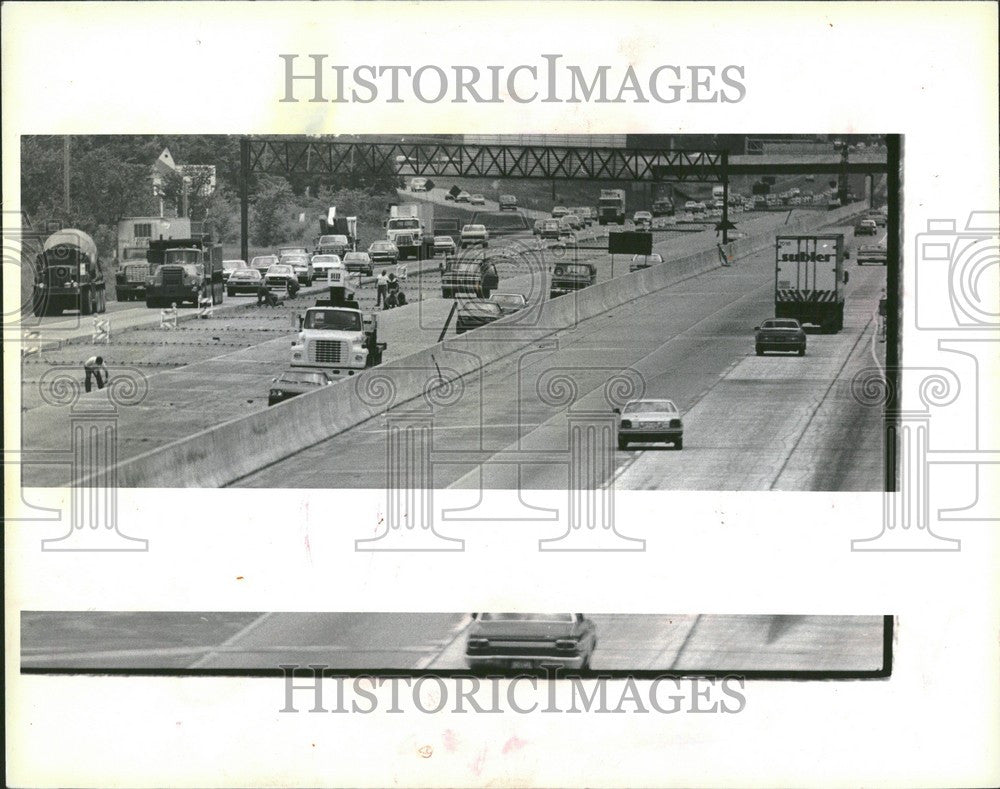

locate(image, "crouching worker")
[[257, 283, 279, 307], [84, 355, 108, 393]]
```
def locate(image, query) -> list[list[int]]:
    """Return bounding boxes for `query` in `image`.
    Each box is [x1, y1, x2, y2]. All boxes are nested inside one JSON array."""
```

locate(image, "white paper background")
[[4, 2, 999, 786]]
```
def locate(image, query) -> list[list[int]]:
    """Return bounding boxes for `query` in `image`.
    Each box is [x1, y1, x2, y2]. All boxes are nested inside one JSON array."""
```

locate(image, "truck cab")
[[291, 304, 385, 376]]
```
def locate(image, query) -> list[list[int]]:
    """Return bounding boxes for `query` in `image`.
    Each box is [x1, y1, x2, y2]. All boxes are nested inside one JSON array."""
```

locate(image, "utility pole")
[[240, 137, 250, 263], [63, 136, 71, 218]]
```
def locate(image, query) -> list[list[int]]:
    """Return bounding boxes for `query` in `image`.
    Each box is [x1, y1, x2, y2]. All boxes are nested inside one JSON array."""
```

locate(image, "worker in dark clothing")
[[257, 283, 279, 307], [384, 272, 400, 309], [84, 355, 108, 393], [286, 278, 300, 299]]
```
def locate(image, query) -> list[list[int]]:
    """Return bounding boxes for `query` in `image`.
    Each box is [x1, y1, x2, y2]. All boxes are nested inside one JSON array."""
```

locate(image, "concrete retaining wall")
[[97, 204, 868, 488]]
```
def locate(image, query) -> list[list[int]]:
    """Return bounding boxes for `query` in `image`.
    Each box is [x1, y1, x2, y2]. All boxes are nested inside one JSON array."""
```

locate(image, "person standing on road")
[[376, 270, 389, 307], [83, 355, 108, 393], [878, 288, 888, 342]]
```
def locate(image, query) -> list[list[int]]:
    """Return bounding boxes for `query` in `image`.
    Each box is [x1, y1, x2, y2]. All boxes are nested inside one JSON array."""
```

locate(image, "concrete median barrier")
[[88, 207, 863, 488]]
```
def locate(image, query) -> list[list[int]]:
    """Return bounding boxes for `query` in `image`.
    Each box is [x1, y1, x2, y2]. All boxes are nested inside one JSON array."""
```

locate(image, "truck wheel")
[[80, 289, 94, 315], [442, 288, 452, 299], [98, 289, 107, 312], [618, 437, 627, 451], [798, 347, 806, 357], [755, 346, 763, 356], [675, 438, 683, 450]]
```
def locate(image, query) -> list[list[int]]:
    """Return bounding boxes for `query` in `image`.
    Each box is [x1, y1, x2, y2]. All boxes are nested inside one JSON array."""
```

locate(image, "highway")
[[233, 217, 885, 491], [20, 206, 809, 487], [20, 611, 886, 673]]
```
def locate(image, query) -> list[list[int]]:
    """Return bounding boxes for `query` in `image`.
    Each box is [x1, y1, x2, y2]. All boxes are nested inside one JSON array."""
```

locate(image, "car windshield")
[[343, 253, 367, 261], [267, 265, 293, 276], [463, 225, 486, 233], [491, 294, 524, 307], [556, 265, 591, 276], [282, 256, 309, 265], [231, 270, 260, 280], [304, 310, 361, 331], [763, 320, 801, 329], [623, 400, 677, 414], [313, 255, 341, 264], [252, 256, 278, 266], [279, 247, 307, 254], [223, 260, 245, 270], [320, 235, 348, 245], [461, 302, 502, 317], [277, 371, 329, 386], [434, 237, 453, 243], [370, 242, 392, 250], [453, 263, 481, 274], [479, 613, 575, 622], [388, 218, 420, 230]]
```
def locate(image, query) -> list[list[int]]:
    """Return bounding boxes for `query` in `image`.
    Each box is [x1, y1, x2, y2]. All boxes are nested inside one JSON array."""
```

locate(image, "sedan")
[[226, 268, 263, 296], [470, 194, 486, 206], [754, 318, 807, 356], [455, 190, 471, 203], [281, 254, 313, 285], [551, 206, 569, 218], [433, 235, 457, 256], [367, 241, 399, 266], [488, 292, 527, 315], [268, 369, 334, 406], [311, 254, 344, 282], [250, 254, 279, 276], [222, 259, 247, 282], [855, 219, 878, 236], [465, 612, 597, 672], [455, 299, 504, 334], [343, 251, 374, 276], [614, 398, 683, 450], [633, 211, 653, 229], [264, 264, 296, 291], [629, 253, 664, 272]]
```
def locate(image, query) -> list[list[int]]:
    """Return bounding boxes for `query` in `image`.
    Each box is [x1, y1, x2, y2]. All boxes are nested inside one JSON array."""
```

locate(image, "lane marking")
[[188, 611, 274, 668]]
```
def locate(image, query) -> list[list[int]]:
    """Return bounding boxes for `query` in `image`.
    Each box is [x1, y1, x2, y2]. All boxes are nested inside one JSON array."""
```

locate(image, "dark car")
[[652, 198, 675, 217], [550, 262, 596, 299], [499, 194, 518, 211], [222, 259, 247, 282], [854, 219, 878, 236], [250, 254, 279, 276], [315, 234, 350, 257], [367, 241, 399, 266], [441, 259, 500, 299], [455, 300, 504, 334], [268, 369, 334, 406], [343, 251, 375, 276], [488, 292, 527, 315], [755, 318, 807, 356], [226, 268, 263, 296], [465, 613, 597, 672]]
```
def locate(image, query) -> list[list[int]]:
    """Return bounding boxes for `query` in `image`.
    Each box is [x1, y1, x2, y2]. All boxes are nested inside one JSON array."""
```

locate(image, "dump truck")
[[31, 228, 108, 316], [144, 236, 224, 308], [385, 203, 434, 260], [318, 208, 358, 253], [115, 216, 192, 301], [774, 234, 850, 332], [598, 189, 626, 225], [290, 287, 386, 377]]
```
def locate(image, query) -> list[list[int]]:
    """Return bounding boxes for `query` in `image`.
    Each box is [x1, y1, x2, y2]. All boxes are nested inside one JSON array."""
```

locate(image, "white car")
[[311, 254, 343, 282], [633, 211, 653, 228], [614, 398, 684, 450], [460, 224, 490, 248], [470, 194, 486, 206], [434, 235, 457, 256], [410, 177, 429, 192]]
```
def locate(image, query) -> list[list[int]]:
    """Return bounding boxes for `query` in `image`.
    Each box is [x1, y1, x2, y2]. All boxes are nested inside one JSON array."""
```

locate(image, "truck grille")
[[124, 264, 148, 283], [161, 268, 183, 286], [309, 340, 346, 364]]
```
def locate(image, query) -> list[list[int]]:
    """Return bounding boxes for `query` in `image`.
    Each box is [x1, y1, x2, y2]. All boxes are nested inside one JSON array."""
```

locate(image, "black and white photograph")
[[19, 133, 895, 493], [4, 2, 998, 788]]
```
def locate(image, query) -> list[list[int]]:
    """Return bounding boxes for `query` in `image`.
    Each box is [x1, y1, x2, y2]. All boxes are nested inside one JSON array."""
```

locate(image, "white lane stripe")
[[23, 644, 448, 665], [188, 611, 274, 668]]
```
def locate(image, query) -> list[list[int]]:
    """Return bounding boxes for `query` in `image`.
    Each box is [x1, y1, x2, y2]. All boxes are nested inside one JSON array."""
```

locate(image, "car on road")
[[629, 253, 664, 272], [455, 299, 504, 334], [551, 206, 569, 218], [855, 218, 878, 236], [460, 224, 490, 248], [556, 232, 578, 247], [222, 259, 247, 282], [693, 201, 707, 213], [857, 244, 888, 266], [281, 253, 313, 285], [434, 235, 457, 256], [367, 240, 399, 266], [268, 368, 334, 406], [499, 194, 518, 211], [316, 234, 351, 257], [343, 251, 374, 276], [251, 254, 279, 276], [226, 268, 263, 297], [558, 216, 577, 234], [754, 318, 807, 356], [470, 194, 486, 206], [633, 210, 653, 229], [488, 292, 528, 315], [683, 200, 699, 213], [652, 197, 675, 217], [614, 398, 684, 450], [464, 612, 597, 672], [311, 254, 343, 281], [540, 218, 561, 239], [441, 258, 500, 298], [550, 262, 596, 299], [264, 264, 297, 292], [867, 212, 887, 228], [569, 207, 593, 226], [276, 245, 309, 258], [410, 177, 429, 192], [456, 190, 471, 203], [563, 213, 583, 230]]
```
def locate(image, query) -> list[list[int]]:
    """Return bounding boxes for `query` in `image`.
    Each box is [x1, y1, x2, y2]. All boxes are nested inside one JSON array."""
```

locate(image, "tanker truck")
[[31, 228, 108, 316]]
